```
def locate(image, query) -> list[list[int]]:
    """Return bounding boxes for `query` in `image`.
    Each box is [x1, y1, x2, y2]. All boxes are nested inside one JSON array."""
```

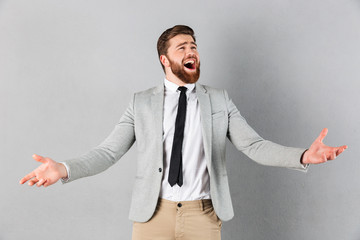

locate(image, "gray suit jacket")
[[63, 83, 307, 222]]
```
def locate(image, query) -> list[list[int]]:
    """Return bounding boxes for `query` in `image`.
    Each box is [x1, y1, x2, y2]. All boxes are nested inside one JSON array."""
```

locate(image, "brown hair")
[[157, 25, 196, 72]]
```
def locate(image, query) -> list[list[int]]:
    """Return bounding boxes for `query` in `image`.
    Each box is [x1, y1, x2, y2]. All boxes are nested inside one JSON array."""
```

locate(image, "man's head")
[[157, 25, 200, 85]]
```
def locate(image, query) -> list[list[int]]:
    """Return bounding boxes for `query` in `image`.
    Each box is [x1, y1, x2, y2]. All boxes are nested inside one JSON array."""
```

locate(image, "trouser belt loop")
[[200, 200, 204, 211]]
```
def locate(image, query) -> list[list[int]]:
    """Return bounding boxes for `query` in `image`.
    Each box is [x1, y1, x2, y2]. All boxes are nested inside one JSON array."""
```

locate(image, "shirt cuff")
[[60, 162, 70, 183], [299, 149, 310, 171], [302, 163, 310, 170]]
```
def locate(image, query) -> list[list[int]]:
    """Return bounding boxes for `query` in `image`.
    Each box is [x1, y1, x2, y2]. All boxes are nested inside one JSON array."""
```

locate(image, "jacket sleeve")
[[224, 90, 308, 171], [62, 95, 136, 183]]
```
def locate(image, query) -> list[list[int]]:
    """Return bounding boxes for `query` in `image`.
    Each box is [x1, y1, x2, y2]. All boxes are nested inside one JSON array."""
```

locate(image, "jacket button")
[[159, 168, 162, 172]]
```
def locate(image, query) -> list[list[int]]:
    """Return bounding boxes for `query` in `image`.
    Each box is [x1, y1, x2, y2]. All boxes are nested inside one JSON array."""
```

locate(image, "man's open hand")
[[302, 128, 348, 164], [19, 154, 68, 187]]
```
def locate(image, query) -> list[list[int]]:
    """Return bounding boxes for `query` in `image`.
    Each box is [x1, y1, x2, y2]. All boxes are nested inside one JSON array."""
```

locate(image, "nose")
[[186, 51, 197, 59]]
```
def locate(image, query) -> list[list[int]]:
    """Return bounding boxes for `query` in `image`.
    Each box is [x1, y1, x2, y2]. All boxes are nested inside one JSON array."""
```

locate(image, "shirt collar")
[[164, 78, 196, 93]]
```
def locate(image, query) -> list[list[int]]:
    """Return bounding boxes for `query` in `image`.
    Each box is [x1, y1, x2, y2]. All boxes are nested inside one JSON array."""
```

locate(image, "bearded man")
[[20, 25, 347, 240]]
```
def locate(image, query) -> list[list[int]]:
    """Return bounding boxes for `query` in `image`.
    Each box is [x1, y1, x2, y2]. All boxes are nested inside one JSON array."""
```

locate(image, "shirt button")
[[158, 168, 162, 172], [177, 203, 182, 208]]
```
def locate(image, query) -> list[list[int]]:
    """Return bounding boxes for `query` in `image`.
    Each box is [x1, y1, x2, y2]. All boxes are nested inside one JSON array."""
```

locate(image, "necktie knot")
[[178, 86, 187, 94]]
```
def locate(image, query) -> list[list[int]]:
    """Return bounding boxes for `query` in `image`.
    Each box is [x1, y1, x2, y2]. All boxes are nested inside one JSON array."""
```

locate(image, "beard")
[[168, 57, 200, 84]]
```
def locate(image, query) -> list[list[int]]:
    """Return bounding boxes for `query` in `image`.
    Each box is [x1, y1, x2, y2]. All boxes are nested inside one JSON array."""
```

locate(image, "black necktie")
[[168, 86, 187, 187]]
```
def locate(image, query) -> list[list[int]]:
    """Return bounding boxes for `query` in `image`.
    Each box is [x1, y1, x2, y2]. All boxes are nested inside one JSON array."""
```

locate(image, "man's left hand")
[[302, 128, 348, 164]]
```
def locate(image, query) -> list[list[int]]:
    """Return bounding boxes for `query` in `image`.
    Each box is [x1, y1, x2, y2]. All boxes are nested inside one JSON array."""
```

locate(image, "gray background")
[[1, 0, 359, 239]]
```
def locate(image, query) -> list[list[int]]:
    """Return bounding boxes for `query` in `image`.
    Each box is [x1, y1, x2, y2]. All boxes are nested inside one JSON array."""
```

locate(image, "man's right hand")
[[19, 154, 68, 187]]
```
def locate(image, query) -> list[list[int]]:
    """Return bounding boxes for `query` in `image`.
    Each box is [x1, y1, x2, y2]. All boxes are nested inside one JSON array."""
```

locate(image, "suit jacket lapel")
[[196, 83, 213, 174], [151, 84, 164, 166]]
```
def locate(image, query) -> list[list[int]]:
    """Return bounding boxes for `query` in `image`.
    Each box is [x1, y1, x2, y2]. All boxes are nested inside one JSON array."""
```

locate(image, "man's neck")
[[165, 73, 186, 86]]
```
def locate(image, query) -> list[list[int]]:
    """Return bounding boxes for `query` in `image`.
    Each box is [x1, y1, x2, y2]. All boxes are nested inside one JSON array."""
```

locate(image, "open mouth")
[[184, 59, 196, 70]]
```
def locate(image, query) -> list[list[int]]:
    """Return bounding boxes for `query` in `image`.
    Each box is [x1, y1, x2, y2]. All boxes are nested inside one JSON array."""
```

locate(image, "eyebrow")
[[175, 41, 197, 48]]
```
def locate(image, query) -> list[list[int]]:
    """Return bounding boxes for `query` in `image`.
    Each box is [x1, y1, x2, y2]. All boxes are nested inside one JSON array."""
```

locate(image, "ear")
[[160, 55, 170, 68]]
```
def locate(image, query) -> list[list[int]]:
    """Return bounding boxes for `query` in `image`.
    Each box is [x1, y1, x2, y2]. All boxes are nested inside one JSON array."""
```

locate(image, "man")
[[20, 25, 347, 240]]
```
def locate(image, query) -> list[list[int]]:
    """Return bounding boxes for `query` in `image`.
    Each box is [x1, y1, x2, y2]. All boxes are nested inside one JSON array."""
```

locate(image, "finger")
[[336, 145, 348, 156], [43, 181, 51, 187], [328, 151, 336, 160], [19, 172, 36, 184], [36, 179, 46, 187], [316, 128, 328, 143], [32, 154, 48, 164], [28, 178, 39, 186]]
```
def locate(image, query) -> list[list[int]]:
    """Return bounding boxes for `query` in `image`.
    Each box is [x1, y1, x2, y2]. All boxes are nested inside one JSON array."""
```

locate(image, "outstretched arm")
[[19, 94, 136, 186], [301, 128, 347, 164], [19, 154, 68, 187]]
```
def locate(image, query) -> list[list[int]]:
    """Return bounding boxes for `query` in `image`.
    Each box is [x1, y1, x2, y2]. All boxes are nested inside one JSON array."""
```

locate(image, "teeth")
[[185, 60, 195, 64]]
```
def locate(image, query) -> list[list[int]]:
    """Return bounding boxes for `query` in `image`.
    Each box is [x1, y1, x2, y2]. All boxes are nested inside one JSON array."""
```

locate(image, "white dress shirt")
[[159, 79, 210, 201]]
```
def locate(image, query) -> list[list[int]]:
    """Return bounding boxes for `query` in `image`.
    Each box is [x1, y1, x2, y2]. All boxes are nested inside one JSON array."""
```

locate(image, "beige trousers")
[[132, 198, 222, 240]]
